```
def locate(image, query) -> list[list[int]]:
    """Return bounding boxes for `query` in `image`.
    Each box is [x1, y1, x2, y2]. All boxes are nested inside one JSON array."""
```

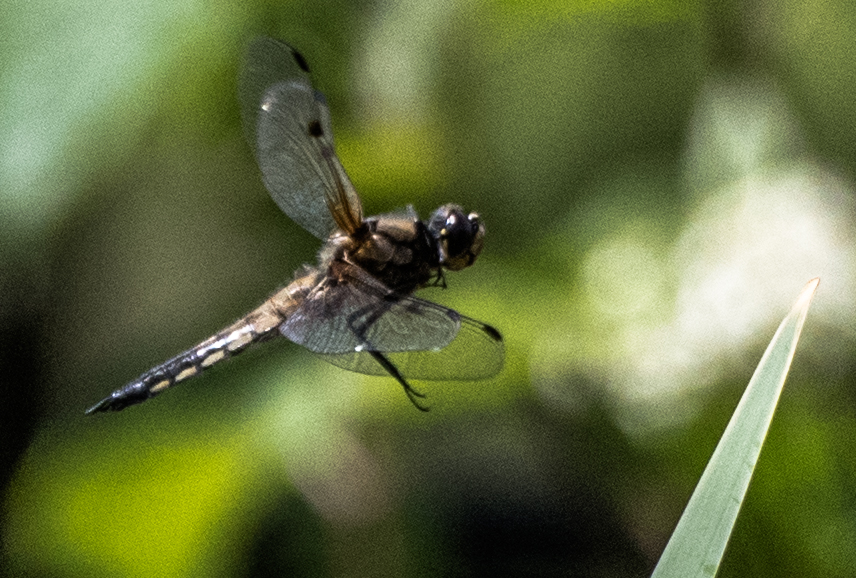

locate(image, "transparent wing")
[[320, 315, 505, 381], [280, 263, 462, 354], [239, 37, 362, 239]]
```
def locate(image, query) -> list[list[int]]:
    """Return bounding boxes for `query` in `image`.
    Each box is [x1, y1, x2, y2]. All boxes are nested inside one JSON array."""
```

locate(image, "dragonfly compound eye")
[[429, 204, 485, 271]]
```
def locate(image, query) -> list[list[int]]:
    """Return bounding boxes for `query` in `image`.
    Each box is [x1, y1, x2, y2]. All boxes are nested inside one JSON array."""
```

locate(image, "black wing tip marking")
[[291, 48, 311, 73], [254, 37, 310, 72], [481, 323, 503, 342], [247, 36, 310, 75]]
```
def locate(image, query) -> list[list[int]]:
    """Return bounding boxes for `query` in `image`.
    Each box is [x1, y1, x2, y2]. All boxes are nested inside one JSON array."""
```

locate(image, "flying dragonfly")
[[86, 37, 504, 414]]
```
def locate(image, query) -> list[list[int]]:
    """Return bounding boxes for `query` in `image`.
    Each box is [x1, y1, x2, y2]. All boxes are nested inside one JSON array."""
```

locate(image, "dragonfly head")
[[428, 204, 485, 271]]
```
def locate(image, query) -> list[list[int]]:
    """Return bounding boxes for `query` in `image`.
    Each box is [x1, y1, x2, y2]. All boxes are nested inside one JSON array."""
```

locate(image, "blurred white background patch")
[[533, 73, 856, 435]]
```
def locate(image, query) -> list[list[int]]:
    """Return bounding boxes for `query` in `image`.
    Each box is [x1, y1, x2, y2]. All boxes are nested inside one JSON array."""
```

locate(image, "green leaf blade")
[[652, 278, 819, 578]]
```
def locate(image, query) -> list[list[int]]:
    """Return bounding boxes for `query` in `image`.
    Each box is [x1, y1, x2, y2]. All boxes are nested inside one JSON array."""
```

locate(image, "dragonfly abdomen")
[[85, 300, 289, 414]]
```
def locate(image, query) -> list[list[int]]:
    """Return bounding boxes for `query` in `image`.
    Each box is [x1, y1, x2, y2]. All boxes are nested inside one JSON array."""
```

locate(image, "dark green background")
[[2, 0, 855, 576]]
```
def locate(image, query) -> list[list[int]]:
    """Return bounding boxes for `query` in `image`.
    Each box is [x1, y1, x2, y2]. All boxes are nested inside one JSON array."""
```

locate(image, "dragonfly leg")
[[368, 350, 429, 412]]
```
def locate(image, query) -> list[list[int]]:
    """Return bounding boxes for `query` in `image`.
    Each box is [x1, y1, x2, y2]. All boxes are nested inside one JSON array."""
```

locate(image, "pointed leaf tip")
[[651, 278, 819, 578]]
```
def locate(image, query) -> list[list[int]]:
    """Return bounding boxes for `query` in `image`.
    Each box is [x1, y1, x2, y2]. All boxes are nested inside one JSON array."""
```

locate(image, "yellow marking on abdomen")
[[150, 379, 172, 394], [227, 330, 254, 352], [200, 349, 226, 367], [175, 366, 198, 382]]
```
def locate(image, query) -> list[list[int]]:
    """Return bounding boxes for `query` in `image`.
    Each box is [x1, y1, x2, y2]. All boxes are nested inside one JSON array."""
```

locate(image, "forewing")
[[320, 314, 504, 381], [280, 268, 461, 354], [239, 37, 362, 239]]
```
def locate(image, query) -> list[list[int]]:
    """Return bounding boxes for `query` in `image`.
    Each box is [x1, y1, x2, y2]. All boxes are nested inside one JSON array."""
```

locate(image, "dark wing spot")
[[291, 49, 311, 73], [481, 324, 503, 342], [306, 120, 324, 137], [307, 120, 324, 137]]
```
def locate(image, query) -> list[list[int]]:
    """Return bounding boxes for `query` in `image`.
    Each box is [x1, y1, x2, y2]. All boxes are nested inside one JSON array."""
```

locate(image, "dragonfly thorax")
[[323, 212, 441, 293]]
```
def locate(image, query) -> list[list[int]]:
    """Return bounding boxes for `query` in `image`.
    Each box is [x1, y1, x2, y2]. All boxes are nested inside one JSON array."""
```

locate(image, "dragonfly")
[[86, 37, 504, 414]]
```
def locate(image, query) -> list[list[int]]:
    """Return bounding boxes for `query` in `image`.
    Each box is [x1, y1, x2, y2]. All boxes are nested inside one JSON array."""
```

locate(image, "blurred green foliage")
[[2, 0, 856, 576]]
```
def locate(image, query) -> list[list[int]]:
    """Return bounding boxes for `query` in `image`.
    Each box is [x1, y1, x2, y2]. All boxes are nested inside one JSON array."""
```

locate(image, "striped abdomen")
[[85, 275, 314, 414]]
